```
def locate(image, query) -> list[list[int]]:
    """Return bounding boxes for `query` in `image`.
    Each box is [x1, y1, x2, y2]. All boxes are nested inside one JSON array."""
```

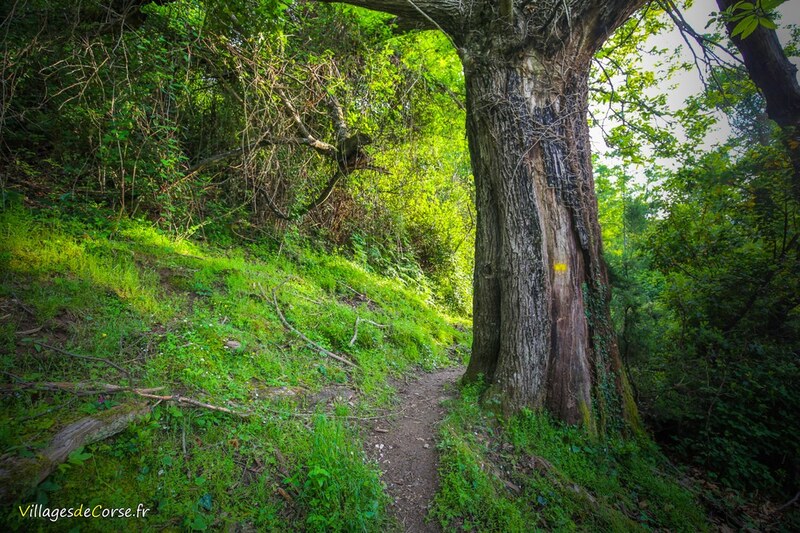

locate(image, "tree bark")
[[461, 42, 636, 429], [716, 0, 800, 198], [316, 0, 644, 431]]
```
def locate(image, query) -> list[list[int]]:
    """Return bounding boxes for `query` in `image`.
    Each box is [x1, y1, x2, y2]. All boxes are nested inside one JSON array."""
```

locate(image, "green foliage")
[[590, 4, 800, 509], [0, 205, 468, 530], [0, 0, 473, 312], [3, 0, 798, 528], [644, 141, 800, 495], [432, 381, 708, 532], [291, 415, 389, 531], [594, 45, 800, 508], [720, 0, 784, 38]]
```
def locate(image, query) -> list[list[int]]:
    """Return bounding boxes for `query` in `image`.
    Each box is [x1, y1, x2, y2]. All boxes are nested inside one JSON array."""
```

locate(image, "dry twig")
[[349, 316, 388, 346], [32, 341, 130, 376], [135, 392, 250, 417], [264, 281, 358, 368], [0, 381, 163, 396]]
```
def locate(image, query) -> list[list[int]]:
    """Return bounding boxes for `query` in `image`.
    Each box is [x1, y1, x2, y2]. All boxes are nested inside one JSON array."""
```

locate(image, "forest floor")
[[364, 367, 462, 532], [0, 205, 736, 531]]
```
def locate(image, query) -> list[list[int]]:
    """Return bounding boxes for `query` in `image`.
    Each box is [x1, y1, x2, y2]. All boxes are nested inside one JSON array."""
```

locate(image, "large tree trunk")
[[462, 43, 638, 431], [317, 0, 645, 432]]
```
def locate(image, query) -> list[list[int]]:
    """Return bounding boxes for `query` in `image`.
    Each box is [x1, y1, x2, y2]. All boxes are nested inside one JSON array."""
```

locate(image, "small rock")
[[225, 340, 242, 350]]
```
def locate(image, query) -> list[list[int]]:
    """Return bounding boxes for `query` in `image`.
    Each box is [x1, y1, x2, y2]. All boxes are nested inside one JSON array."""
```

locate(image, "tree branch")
[[716, 0, 800, 198], [265, 281, 358, 368], [315, 0, 461, 35], [0, 381, 164, 396], [262, 170, 347, 221], [32, 342, 129, 376], [349, 317, 388, 346], [275, 87, 338, 157], [716, 0, 800, 130], [134, 392, 249, 416]]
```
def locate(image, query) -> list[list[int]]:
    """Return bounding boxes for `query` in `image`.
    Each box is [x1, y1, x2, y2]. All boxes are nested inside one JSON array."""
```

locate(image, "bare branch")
[[315, 0, 461, 36], [349, 317, 389, 346], [0, 381, 164, 396], [32, 341, 130, 376], [658, 0, 742, 69], [275, 87, 338, 157], [265, 281, 358, 368], [135, 392, 250, 416], [327, 93, 349, 146]]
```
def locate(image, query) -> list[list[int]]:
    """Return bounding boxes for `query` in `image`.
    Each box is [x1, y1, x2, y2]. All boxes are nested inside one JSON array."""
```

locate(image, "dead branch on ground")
[[263, 281, 358, 368], [349, 317, 388, 346], [32, 341, 130, 376], [0, 381, 163, 396]]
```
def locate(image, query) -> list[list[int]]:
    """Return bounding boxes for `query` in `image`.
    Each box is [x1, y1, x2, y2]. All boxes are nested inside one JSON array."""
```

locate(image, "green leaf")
[[67, 448, 93, 465], [732, 16, 759, 38], [189, 514, 207, 531], [198, 493, 213, 511], [761, 0, 786, 10], [309, 466, 330, 478], [758, 17, 777, 30], [740, 17, 761, 37]]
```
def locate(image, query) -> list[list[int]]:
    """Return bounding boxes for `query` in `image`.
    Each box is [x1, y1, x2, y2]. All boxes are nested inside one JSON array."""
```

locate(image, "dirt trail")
[[365, 367, 462, 532]]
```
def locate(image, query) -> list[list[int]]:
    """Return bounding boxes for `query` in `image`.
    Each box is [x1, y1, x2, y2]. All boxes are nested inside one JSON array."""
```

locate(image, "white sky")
[[591, 0, 800, 165]]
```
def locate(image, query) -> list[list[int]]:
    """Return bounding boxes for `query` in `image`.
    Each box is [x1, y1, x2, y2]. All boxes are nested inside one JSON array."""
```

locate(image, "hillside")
[[0, 203, 469, 530], [0, 204, 715, 531]]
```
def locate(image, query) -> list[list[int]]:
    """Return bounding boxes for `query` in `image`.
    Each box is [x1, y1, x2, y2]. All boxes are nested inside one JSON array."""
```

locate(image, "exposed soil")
[[365, 367, 462, 532]]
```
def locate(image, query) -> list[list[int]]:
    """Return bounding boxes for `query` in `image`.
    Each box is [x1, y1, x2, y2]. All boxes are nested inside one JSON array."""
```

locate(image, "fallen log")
[[0, 403, 149, 504], [0, 383, 251, 503]]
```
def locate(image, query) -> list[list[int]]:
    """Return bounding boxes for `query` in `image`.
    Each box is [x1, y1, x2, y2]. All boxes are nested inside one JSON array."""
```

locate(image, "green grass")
[[0, 203, 709, 532], [432, 381, 708, 532], [0, 204, 470, 531], [289, 415, 390, 531]]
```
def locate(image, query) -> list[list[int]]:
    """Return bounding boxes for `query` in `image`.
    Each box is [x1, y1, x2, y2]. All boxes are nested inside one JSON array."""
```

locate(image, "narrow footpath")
[[365, 367, 462, 532]]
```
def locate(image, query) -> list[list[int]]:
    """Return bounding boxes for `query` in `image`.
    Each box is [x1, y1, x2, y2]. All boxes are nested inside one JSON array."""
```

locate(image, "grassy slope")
[[432, 383, 708, 532], [0, 204, 708, 532], [0, 205, 469, 531]]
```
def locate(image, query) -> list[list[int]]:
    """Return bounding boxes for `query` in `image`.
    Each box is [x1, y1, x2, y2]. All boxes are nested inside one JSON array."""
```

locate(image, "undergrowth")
[[1, 202, 714, 532], [0, 203, 470, 531], [432, 381, 708, 532]]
